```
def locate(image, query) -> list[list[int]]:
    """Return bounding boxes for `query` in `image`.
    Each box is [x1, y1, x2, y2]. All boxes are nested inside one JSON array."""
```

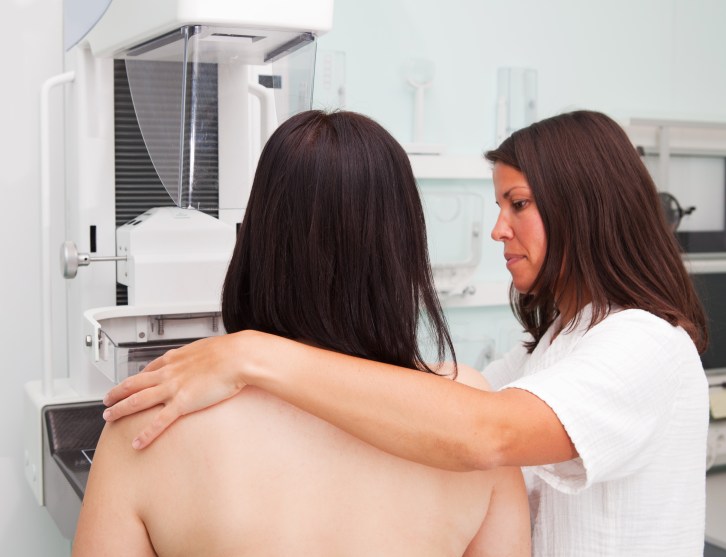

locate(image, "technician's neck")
[[553, 290, 591, 340]]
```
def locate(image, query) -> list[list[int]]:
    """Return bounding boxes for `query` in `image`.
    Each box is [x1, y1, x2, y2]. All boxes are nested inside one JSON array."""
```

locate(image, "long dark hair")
[[222, 110, 456, 374], [485, 110, 707, 353]]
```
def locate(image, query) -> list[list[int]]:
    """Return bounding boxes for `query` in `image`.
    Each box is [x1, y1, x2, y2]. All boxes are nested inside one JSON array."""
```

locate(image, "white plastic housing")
[[84, 303, 224, 383], [116, 207, 236, 306], [84, 0, 334, 58]]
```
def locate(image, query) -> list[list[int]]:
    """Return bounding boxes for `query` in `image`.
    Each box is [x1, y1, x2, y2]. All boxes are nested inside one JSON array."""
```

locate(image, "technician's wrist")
[[232, 329, 275, 389]]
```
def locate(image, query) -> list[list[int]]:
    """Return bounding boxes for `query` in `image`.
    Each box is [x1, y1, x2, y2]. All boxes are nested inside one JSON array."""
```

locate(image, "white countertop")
[[707, 470, 726, 547]]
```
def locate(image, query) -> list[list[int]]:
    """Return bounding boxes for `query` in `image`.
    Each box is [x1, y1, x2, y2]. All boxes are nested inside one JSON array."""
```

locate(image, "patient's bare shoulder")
[[435, 362, 491, 391], [98, 406, 157, 456]]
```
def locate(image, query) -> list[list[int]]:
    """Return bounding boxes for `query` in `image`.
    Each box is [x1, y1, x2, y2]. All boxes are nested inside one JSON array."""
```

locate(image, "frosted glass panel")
[[125, 26, 317, 210]]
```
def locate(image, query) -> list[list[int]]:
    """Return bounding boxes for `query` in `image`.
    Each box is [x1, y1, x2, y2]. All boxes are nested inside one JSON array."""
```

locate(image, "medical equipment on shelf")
[[629, 118, 726, 253], [421, 188, 485, 297], [657, 191, 696, 232], [24, 0, 333, 538]]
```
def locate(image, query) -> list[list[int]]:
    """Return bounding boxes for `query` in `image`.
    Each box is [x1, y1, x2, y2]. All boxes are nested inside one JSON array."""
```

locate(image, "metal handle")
[[61, 240, 126, 279]]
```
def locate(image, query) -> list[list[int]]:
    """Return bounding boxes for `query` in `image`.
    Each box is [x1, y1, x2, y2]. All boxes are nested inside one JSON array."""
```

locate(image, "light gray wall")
[[1, 0, 72, 555], [3, 0, 726, 554]]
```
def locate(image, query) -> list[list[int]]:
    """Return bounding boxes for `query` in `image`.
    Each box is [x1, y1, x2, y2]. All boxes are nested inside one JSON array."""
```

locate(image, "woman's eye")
[[512, 200, 529, 210]]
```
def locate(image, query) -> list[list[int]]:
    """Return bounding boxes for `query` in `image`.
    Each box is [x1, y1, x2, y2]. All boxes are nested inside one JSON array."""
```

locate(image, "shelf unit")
[[409, 154, 492, 180], [439, 281, 510, 308]]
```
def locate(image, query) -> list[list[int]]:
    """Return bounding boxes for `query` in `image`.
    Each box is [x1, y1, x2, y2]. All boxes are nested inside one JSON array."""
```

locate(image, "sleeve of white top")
[[482, 341, 530, 391], [504, 310, 688, 494]]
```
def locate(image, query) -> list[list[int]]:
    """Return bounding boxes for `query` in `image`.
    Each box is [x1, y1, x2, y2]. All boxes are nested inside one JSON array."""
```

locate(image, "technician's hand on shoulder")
[[102, 331, 251, 449]]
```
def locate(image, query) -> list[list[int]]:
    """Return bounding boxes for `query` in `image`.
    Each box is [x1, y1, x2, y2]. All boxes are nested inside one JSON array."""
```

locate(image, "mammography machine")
[[24, 0, 333, 538]]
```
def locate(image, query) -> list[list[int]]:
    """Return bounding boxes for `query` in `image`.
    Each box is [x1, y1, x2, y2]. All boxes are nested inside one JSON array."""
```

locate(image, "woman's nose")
[[491, 212, 512, 242]]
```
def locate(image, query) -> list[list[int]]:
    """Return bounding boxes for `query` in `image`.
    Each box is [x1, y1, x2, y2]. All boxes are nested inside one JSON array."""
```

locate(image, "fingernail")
[[131, 438, 141, 450], [102, 396, 109, 406], [103, 410, 111, 420]]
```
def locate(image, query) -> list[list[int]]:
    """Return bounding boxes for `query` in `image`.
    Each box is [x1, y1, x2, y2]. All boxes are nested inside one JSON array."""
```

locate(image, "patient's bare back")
[[94, 364, 529, 557]]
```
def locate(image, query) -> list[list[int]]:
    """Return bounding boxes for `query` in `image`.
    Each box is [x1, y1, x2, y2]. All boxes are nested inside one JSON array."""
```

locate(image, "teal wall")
[[313, 0, 726, 365], [317, 0, 726, 154]]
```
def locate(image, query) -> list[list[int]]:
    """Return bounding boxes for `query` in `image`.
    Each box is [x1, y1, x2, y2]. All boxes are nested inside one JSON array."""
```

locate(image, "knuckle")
[[120, 378, 135, 396], [175, 389, 191, 413], [158, 366, 172, 382]]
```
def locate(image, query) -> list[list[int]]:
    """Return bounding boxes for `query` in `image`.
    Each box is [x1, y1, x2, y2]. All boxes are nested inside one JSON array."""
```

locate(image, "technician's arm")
[[104, 330, 576, 470]]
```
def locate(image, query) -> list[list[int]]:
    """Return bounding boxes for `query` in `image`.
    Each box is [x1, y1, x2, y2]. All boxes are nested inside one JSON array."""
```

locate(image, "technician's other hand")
[[102, 331, 250, 449]]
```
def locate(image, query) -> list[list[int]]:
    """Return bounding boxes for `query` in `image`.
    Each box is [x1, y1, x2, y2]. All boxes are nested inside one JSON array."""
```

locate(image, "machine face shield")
[[123, 25, 317, 211]]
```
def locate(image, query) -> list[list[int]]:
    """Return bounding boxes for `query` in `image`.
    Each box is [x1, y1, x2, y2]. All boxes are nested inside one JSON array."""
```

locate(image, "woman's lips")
[[505, 254, 525, 269]]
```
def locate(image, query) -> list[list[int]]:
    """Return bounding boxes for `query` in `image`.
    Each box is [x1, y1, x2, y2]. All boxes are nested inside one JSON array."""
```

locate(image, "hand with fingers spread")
[[103, 331, 253, 449]]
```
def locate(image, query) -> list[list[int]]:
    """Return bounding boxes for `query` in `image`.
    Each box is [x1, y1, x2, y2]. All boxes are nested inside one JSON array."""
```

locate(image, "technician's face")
[[491, 163, 547, 294]]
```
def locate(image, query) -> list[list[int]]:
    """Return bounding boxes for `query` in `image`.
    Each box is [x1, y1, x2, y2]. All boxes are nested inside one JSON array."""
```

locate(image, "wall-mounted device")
[[421, 188, 485, 297], [495, 67, 537, 146], [402, 58, 444, 155]]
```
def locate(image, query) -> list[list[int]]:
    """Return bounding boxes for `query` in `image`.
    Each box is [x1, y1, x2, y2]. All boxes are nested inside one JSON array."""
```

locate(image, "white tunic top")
[[484, 307, 709, 557]]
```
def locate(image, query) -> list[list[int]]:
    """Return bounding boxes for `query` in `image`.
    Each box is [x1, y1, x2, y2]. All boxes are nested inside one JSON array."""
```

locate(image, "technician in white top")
[[104, 110, 710, 556]]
